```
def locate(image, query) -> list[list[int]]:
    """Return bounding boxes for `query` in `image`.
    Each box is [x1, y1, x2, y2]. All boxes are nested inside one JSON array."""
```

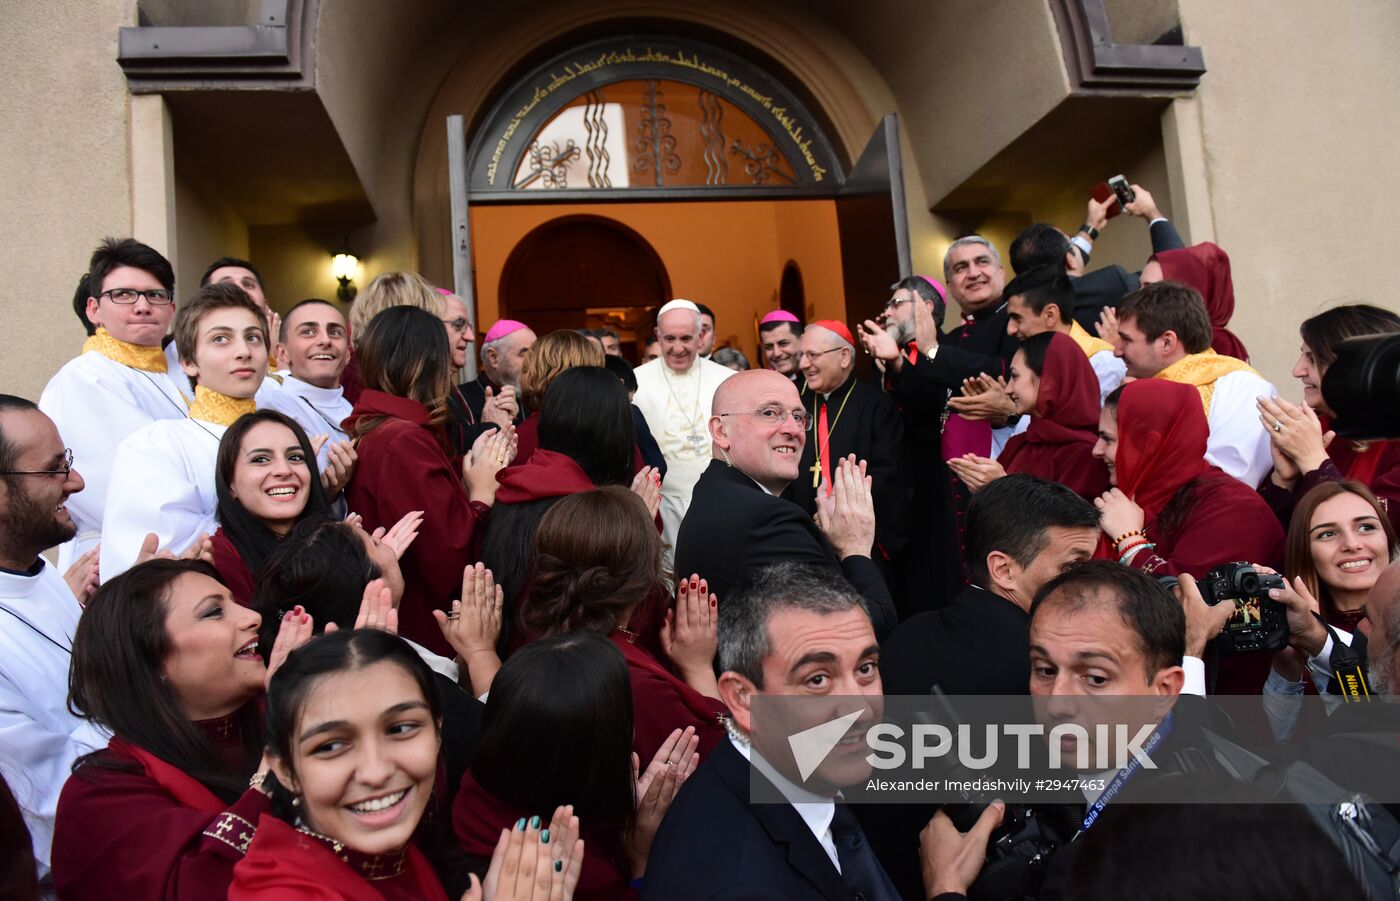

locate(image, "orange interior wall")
[[470, 199, 844, 365]]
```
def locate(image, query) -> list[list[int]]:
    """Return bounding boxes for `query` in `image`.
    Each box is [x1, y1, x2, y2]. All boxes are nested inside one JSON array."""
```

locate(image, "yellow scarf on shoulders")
[[188, 385, 257, 427], [1068, 321, 1114, 359], [1155, 350, 1261, 415], [82, 327, 168, 372]]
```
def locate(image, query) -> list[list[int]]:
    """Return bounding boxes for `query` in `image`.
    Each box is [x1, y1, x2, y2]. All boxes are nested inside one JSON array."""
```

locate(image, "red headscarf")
[[1151, 242, 1250, 362], [494, 448, 595, 505], [1113, 380, 1212, 523], [999, 332, 1108, 498]]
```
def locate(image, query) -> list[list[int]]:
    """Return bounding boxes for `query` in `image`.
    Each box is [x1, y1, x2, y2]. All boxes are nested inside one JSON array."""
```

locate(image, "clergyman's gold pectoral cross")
[[811, 459, 822, 488]]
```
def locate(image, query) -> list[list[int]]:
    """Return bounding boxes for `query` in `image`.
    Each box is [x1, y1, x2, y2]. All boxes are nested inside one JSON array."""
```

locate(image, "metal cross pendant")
[[811, 460, 822, 488]]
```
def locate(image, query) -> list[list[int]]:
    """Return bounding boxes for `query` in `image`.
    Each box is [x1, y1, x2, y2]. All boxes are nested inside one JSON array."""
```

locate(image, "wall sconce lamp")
[[331, 243, 359, 302]]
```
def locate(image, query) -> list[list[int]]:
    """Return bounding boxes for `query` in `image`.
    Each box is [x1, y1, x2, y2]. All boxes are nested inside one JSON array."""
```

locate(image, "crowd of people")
[[1, 179, 1398, 900]]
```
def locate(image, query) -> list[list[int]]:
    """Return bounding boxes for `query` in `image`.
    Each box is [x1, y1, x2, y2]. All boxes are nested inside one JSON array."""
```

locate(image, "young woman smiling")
[[230, 629, 582, 900], [210, 410, 334, 601], [1285, 480, 1398, 632], [948, 331, 1108, 500], [52, 559, 313, 899]]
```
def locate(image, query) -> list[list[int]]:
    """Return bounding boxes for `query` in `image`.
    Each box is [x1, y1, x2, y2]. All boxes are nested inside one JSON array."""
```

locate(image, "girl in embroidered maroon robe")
[[231, 629, 581, 900], [343, 307, 514, 657], [52, 560, 309, 900]]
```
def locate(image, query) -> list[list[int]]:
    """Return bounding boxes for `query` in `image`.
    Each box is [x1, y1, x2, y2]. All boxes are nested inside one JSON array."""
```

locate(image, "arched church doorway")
[[499, 215, 670, 356], [455, 33, 911, 366]]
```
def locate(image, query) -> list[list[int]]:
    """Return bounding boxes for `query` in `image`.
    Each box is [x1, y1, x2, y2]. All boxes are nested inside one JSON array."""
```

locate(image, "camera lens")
[[1323, 334, 1400, 440]]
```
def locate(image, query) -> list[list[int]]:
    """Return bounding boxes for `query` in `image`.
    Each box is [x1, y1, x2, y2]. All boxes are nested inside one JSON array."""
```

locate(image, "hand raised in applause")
[[312, 436, 358, 499], [465, 804, 584, 901], [482, 385, 520, 430], [373, 510, 424, 559], [1095, 306, 1120, 347], [264, 605, 316, 689], [325, 578, 397, 636], [661, 574, 719, 699], [64, 547, 99, 606], [464, 425, 517, 506], [946, 454, 1006, 493], [627, 727, 700, 878], [947, 374, 1015, 423], [629, 466, 663, 520], [433, 562, 504, 696], [817, 454, 876, 560], [857, 320, 902, 369]]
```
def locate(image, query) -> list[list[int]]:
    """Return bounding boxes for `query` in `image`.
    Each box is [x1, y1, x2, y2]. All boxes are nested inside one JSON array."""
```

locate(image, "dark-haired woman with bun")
[[231, 629, 582, 900], [52, 559, 313, 899], [519, 487, 727, 764]]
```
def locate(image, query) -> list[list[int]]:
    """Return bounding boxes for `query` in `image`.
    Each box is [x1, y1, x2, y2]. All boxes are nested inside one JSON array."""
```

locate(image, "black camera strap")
[[1320, 614, 1372, 703]]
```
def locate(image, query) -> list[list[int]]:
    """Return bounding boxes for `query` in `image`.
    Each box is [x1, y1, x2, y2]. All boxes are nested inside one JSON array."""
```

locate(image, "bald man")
[[634, 300, 736, 548], [780, 321, 913, 609], [674, 369, 896, 637]]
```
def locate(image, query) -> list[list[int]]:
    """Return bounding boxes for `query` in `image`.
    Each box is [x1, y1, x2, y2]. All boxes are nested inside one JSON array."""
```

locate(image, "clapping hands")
[[630, 466, 663, 519], [660, 574, 719, 698], [463, 805, 584, 901], [465, 426, 517, 505], [947, 454, 1006, 493], [627, 727, 700, 878], [433, 563, 505, 696], [816, 455, 876, 560]]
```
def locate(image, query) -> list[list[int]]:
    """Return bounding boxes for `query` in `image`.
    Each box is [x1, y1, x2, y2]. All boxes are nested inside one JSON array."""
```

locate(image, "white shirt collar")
[[730, 735, 837, 843], [281, 375, 346, 404]]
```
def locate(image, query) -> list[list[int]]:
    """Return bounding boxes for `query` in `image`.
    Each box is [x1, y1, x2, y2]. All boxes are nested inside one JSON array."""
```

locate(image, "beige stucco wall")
[[0, 0, 137, 404], [173, 156, 250, 300], [1170, 0, 1400, 391]]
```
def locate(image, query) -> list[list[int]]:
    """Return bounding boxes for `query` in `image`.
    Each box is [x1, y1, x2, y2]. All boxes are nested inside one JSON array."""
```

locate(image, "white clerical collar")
[[730, 735, 836, 836], [282, 375, 346, 404]]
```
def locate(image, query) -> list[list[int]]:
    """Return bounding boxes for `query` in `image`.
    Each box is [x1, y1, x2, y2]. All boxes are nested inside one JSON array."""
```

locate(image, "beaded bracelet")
[[1112, 529, 1146, 547], [1115, 535, 1150, 554]]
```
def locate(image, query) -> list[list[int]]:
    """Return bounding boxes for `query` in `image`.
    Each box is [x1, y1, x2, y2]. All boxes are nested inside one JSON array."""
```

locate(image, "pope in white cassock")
[[633, 299, 735, 550]]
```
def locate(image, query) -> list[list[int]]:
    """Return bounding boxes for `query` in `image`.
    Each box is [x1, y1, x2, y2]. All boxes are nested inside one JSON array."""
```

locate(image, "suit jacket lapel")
[[710, 741, 848, 901]]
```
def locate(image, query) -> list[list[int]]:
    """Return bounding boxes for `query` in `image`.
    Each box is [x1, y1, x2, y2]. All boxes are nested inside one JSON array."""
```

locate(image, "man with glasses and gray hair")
[[674, 369, 897, 638], [0, 396, 109, 889], [39, 238, 190, 571]]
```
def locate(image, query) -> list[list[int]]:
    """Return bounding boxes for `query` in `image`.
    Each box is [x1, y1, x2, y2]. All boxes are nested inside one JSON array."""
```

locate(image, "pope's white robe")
[[633, 357, 735, 550], [99, 417, 225, 581], [39, 352, 189, 568], [0, 559, 109, 882]]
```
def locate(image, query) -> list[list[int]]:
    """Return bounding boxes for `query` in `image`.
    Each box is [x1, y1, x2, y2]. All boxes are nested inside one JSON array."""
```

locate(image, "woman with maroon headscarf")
[[1092, 379, 1283, 576], [1142, 242, 1251, 362]]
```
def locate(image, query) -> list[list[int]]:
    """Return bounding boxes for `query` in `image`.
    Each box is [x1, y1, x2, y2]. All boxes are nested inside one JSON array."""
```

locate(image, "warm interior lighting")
[[331, 252, 358, 281]]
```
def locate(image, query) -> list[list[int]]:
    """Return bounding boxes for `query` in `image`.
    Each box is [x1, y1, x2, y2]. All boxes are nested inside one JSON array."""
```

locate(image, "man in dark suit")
[[643, 563, 906, 900], [878, 475, 1101, 699], [780, 320, 912, 610], [674, 369, 896, 638]]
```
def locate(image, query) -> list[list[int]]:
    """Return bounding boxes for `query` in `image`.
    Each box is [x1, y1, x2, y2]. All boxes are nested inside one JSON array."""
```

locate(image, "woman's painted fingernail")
[[540, 829, 550, 843], [516, 817, 526, 831], [555, 860, 563, 872], [529, 815, 541, 829]]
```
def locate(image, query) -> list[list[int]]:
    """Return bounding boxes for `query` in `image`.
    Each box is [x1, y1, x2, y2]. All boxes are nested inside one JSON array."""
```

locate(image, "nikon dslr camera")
[[1166, 562, 1288, 653]]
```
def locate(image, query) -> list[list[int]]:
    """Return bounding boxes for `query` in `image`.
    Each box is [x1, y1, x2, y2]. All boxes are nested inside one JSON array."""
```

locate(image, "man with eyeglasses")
[[779, 321, 913, 611], [0, 395, 109, 888], [674, 369, 897, 638], [39, 238, 189, 571]]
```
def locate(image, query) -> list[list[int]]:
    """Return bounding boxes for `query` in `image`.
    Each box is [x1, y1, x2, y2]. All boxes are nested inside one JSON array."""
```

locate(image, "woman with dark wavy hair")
[[343, 306, 514, 658], [519, 487, 727, 765], [52, 559, 309, 900], [210, 409, 333, 601]]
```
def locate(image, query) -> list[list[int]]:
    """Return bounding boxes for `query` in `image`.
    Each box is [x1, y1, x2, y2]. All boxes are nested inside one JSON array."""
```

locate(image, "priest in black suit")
[[779, 320, 912, 610], [859, 240, 1021, 610], [673, 369, 896, 638]]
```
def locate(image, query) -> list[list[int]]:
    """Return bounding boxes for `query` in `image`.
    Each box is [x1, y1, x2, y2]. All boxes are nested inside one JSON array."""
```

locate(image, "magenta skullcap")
[[916, 275, 947, 302], [760, 310, 801, 325], [482, 319, 529, 344]]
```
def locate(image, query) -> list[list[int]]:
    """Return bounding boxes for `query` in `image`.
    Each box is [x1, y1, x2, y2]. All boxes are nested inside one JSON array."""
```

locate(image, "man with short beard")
[[454, 319, 533, 432], [0, 397, 109, 886]]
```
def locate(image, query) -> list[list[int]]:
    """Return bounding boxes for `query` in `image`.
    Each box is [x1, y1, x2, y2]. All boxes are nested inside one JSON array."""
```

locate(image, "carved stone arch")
[[467, 34, 845, 200]]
